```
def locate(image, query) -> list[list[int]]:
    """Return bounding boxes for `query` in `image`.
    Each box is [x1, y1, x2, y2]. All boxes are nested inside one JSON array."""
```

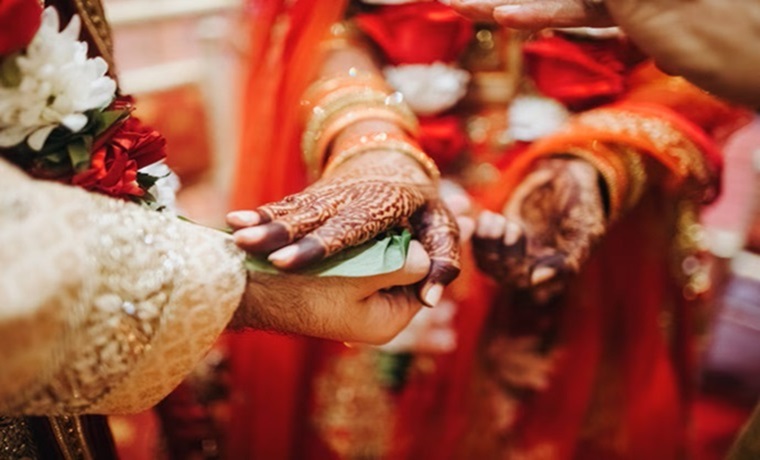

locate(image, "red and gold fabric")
[[226, 1, 749, 459]]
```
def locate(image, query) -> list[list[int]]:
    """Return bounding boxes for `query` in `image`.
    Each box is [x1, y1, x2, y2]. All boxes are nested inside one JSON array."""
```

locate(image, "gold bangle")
[[324, 132, 440, 181], [302, 73, 389, 110], [619, 147, 648, 209], [302, 88, 416, 160], [320, 21, 364, 52], [305, 107, 419, 175], [303, 94, 419, 173], [564, 146, 630, 221]]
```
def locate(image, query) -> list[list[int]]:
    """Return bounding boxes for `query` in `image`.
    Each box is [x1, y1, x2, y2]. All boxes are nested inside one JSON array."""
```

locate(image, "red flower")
[[418, 115, 467, 171], [72, 117, 167, 199], [0, 0, 42, 56], [355, 3, 473, 65], [524, 35, 643, 111]]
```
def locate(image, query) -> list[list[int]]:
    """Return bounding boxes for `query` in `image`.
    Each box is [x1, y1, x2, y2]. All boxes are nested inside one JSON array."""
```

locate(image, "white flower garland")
[[0, 7, 116, 150], [384, 62, 470, 116], [507, 95, 570, 142]]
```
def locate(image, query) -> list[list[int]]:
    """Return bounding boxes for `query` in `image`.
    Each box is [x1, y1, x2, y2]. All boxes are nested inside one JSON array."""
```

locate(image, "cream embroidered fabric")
[[0, 159, 246, 415]]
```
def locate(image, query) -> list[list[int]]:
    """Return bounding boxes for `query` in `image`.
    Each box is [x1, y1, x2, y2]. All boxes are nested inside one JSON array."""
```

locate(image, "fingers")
[[472, 210, 527, 282], [376, 300, 458, 354], [359, 286, 424, 345], [226, 210, 262, 228], [492, 0, 614, 29], [361, 241, 432, 295], [266, 196, 408, 269], [439, 178, 473, 217], [439, 179, 474, 242], [233, 201, 337, 253], [411, 200, 462, 307], [527, 252, 571, 303], [457, 216, 475, 243], [448, 0, 511, 22], [226, 191, 321, 230]]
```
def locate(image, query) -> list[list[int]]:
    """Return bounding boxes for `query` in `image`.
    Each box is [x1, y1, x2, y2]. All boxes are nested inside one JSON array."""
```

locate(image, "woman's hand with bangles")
[[472, 157, 606, 303], [227, 150, 465, 307]]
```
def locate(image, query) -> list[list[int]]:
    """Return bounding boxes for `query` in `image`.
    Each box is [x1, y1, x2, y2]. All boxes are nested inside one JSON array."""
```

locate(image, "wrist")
[[325, 121, 440, 181], [228, 272, 260, 331]]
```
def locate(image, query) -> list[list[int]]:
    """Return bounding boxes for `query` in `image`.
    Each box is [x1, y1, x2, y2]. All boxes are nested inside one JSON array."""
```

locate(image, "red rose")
[[524, 35, 636, 111], [72, 117, 167, 199], [418, 115, 467, 171], [71, 147, 143, 198], [355, 3, 473, 65], [0, 0, 42, 56]]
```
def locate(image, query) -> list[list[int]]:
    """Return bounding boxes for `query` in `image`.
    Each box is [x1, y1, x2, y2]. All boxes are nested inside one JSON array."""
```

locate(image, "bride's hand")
[[472, 157, 606, 303], [227, 150, 461, 306]]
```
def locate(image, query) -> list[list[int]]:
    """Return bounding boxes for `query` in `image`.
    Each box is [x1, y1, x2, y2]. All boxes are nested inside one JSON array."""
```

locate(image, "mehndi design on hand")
[[473, 157, 606, 303], [229, 151, 461, 306]]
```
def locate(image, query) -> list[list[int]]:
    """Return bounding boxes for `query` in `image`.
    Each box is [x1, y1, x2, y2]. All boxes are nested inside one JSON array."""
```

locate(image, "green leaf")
[[136, 172, 161, 190], [0, 54, 22, 88], [95, 109, 129, 135], [66, 137, 91, 172], [244, 229, 412, 278]]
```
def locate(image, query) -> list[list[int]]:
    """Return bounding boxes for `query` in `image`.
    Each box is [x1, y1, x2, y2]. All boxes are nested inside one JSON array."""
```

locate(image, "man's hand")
[[472, 157, 606, 303], [446, 0, 760, 106], [448, 0, 613, 29], [230, 241, 431, 345], [228, 150, 461, 306]]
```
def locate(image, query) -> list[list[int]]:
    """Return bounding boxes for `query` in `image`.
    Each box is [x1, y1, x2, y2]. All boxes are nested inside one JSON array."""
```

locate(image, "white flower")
[[507, 95, 570, 142], [384, 62, 470, 116], [0, 7, 117, 150], [139, 162, 181, 213]]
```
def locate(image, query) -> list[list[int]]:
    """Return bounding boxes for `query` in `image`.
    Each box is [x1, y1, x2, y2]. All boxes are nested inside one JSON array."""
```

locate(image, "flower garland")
[[0, 1, 171, 207]]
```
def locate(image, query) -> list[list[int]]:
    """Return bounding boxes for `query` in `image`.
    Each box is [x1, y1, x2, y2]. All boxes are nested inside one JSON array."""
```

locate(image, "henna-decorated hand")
[[227, 151, 462, 306], [472, 157, 606, 303]]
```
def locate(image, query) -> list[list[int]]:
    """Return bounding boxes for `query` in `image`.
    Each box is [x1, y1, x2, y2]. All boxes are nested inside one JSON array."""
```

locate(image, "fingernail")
[[227, 211, 260, 226], [269, 245, 299, 265], [235, 226, 268, 243], [531, 266, 556, 285], [504, 221, 522, 246], [495, 5, 524, 14], [422, 283, 444, 307]]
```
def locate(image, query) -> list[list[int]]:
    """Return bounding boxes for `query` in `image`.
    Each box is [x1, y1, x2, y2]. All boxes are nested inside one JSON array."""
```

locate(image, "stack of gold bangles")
[[301, 70, 439, 180], [324, 131, 440, 181]]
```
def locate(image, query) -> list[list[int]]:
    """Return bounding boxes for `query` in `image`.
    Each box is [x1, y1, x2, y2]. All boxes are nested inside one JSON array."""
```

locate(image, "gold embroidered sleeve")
[[0, 160, 246, 415]]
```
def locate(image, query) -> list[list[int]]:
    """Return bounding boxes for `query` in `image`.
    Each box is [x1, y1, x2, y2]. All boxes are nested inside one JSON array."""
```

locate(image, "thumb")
[[411, 200, 462, 307], [360, 240, 431, 295]]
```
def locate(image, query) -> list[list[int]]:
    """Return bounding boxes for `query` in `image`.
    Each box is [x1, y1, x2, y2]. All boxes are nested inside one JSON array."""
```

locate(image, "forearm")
[[605, 0, 760, 107], [307, 32, 417, 171], [0, 160, 246, 415]]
